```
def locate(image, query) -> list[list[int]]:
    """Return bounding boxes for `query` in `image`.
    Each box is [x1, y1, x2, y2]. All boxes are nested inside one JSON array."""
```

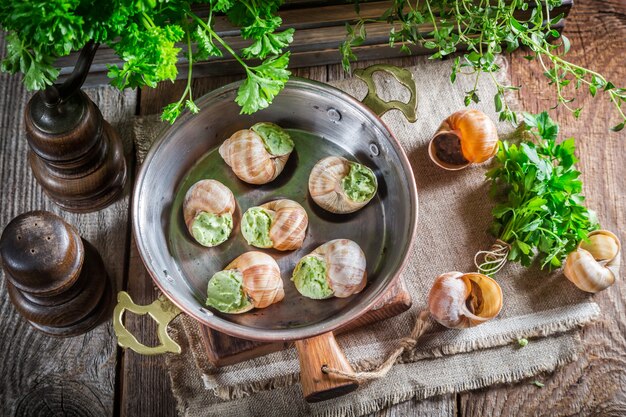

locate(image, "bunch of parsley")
[[0, 0, 293, 123], [485, 112, 598, 270]]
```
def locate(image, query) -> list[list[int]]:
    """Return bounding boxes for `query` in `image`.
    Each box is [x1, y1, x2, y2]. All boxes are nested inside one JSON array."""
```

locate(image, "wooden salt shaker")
[[24, 41, 127, 213], [0, 211, 112, 336]]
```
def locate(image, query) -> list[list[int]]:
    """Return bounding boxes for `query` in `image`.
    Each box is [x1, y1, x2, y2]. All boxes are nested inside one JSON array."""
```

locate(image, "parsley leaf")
[[485, 112, 598, 270], [236, 52, 291, 114]]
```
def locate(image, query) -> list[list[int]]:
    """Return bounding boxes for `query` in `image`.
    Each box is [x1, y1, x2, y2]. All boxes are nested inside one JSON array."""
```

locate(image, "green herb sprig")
[[343, 0, 626, 131], [0, 0, 293, 123], [478, 112, 598, 274]]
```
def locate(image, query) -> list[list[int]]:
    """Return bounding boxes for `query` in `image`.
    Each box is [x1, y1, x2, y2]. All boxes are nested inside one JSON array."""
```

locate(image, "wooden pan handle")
[[295, 332, 358, 402]]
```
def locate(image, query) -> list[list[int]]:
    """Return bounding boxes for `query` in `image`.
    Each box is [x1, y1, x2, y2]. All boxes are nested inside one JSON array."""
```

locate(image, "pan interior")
[[134, 79, 416, 340], [170, 129, 386, 329]]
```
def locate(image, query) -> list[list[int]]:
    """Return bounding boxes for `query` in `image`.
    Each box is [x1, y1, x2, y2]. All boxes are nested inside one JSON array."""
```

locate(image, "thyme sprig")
[[343, 0, 626, 131]]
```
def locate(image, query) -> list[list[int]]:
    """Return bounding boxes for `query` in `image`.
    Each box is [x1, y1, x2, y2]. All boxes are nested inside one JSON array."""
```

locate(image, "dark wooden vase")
[[24, 41, 127, 213], [0, 211, 112, 336]]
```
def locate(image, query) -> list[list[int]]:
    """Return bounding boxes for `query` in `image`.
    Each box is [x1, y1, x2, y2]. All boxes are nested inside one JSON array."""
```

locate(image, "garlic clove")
[[219, 123, 294, 185], [308, 156, 378, 214], [428, 109, 498, 171], [428, 271, 503, 329], [183, 179, 236, 247], [564, 230, 620, 293], [292, 239, 367, 299]]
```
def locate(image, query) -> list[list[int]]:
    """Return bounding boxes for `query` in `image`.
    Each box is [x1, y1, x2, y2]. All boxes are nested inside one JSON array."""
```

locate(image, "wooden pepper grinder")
[[24, 41, 127, 213], [0, 211, 112, 336]]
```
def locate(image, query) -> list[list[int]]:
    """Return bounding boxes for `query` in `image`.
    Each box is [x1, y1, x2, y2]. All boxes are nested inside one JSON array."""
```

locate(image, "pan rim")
[[132, 77, 419, 342]]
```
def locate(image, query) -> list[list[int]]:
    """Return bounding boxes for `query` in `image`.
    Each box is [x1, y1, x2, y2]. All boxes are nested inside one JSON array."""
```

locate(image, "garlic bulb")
[[206, 251, 284, 314], [308, 156, 378, 214], [292, 239, 367, 299], [241, 199, 308, 251], [428, 109, 498, 170], [183, 179, 236, 247], [219, 122, 294, 184], [564, 230, 621, 293], [428, 272, 503, 328]]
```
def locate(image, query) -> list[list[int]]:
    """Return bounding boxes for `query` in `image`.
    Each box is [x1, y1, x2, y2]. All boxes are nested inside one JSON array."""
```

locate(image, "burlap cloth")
[[133, 56, 600, 417]]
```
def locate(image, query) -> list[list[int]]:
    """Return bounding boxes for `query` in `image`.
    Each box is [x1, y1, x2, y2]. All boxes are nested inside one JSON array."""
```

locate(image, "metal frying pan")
[[114, 65, 418, 401]]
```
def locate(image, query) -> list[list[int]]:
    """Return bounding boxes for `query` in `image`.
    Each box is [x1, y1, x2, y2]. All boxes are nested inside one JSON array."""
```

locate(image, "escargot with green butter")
[[206, 251, 284, 314], [292, 239, 367, 299], [308, 156, 377, 214], [219, 122, 294, 185], [241, 199, 308, 251], [183, 179, 235, 247]]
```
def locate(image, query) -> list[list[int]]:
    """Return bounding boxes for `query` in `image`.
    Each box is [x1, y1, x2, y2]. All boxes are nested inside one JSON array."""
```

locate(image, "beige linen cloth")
[[133, 56, 600, 417]]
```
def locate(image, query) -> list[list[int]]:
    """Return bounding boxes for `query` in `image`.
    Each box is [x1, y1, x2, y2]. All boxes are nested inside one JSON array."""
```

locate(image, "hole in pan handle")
[[354, 64, 418, 123], [113, 291, 182, 355], [294, 331, 358, 403]]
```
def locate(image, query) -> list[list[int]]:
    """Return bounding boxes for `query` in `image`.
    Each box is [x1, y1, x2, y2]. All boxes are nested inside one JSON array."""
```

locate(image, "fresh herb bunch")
[[483, 112, 598, 273], [0, 0, 293, 123], [342, 0, 626, 131]]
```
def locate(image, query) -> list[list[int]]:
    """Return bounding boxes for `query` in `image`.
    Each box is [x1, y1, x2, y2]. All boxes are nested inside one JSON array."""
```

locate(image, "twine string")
[[474, 239, 511, 275], [321, 310, 432, 384]]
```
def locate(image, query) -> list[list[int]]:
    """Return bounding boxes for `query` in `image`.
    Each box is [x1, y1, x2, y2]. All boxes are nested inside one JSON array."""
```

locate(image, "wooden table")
[[1, 0, 624, 415]]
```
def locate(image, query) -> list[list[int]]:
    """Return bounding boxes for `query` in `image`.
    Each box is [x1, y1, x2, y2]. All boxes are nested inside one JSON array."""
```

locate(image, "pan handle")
[[354, 64, 417, 123], [113, 291, 182, 355], [295, 332, 358, 402]]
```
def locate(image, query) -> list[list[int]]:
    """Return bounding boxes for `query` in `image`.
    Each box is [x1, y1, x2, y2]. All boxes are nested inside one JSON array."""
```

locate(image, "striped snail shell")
[[564, 230, 620, 293], [241, 199, 308, 251], [219, 123, 294, 185], [308, 156, 378, 214], [428, 272, 503, 329], [183, 179, 235, 247]]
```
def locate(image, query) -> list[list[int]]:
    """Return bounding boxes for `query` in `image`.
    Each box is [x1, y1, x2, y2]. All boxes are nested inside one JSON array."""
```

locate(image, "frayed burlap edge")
[[180, 302, 599, 400]]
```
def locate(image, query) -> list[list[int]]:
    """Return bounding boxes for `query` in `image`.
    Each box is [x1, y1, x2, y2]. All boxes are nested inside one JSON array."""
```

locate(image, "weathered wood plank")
[[459, 0, 626, 415], [0, 33, 137, 417]]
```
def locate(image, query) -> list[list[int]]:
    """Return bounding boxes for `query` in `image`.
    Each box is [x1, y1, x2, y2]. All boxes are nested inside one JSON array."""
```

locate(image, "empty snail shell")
[[219, 122, 294, 184], [183, 179, 236, 247], [206, 251, 284, 314], [428, 109, 498, 170], [292, 239, 367, 299], [241, 199, 308, 251], [308, 156, 378, 214], [428, 271, 503, 329], [564, 230, 621, 293]]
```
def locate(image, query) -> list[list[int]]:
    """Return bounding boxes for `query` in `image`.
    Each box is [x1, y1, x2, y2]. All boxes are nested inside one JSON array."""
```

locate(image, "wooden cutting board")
[[199, 278, 411, 367]]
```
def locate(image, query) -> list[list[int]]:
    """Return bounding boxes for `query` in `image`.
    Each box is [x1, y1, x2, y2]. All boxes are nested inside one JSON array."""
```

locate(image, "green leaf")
[[611, 122, 625, 132], [561, 34, 570, 54], [236, 52, 291, 114]]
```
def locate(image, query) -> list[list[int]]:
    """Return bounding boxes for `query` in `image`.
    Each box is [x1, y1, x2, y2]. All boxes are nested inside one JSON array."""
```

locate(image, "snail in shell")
[[428, 109, 498, 170], [206, 251, 284, 314], [219, 122, 295, 184], [241, 199, 308, 251], [428, 272, 503, 329], [308, 156, 378, 214], [292, 239, 367, 299], [183, 179, 236, 247], [564, 230, 621, 293]]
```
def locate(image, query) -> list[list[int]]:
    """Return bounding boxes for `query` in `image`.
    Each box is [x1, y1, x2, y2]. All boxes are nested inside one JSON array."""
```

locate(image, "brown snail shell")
[[564, 230, 621, 293], [183, 179, 236, 246], [311, 239, 367, 297], [308, 156, 377, 214], [428, 109, 498, 170], [226, 251, 284, 310], [428, 272, 503, 328], [219, 126, 292, 185], [261, 199, 308, 251]]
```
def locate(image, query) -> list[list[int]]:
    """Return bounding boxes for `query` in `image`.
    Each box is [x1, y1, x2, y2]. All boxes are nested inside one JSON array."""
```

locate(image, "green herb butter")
[[206, 269, 252, 313], [191, 212, 233, 247], [251, 122, 294, 156], [341, 162, 377, 203], [241, 207, 274, 248], [292, 255, 333, 299]]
